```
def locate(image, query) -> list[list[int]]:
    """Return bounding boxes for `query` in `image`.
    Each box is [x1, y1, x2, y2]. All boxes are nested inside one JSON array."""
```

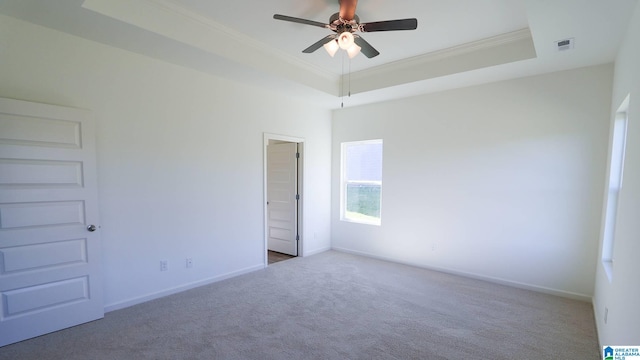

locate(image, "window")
[[602, 95, 629, 281], [340, 140, 383, 225]]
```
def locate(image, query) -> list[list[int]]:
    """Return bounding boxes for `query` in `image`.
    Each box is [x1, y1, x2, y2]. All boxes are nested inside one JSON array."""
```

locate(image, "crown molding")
[[146, 0, 335, 78], [81, 0, 535, 97], [349, 28, 537, 94], [384, 28, 533, 69], [81, 0, 339, 95]]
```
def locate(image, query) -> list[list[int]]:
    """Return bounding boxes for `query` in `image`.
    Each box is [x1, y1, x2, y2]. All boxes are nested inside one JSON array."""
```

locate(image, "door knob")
[[87, 224, 97, 232]]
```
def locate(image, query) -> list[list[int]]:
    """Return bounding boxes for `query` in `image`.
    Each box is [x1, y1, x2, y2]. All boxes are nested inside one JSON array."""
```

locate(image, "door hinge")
[[296, 234, 300, 241], [296, 194, 300, 200], [296, 152, 300, 159]]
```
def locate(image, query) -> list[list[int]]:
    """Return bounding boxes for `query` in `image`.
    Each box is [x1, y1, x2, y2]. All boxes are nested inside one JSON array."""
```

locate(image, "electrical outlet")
[[186, 258, 193, 268], [160, 260, 168, 271]]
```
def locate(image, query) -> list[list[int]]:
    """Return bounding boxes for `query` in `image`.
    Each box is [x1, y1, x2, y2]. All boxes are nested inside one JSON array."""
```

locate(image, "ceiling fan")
[[273, 0, 418, 59]]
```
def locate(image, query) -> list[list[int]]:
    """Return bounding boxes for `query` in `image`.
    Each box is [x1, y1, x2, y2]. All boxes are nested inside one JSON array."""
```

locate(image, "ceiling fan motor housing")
[[330, 12, 360, 34]]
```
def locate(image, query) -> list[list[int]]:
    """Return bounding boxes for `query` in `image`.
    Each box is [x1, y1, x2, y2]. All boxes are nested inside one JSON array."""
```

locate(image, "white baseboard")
[[303, 246, 331, 257], [104, 264, 264, 313], [332, 247, 593, 302], [105, 248, 593, 313]]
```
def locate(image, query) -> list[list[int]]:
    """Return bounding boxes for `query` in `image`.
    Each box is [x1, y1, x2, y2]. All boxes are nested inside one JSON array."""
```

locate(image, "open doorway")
[[267, 250, 295, 265], [263, 133, 304, 266]]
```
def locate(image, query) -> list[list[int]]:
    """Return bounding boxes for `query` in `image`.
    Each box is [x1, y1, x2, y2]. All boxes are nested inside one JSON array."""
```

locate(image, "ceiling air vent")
[[555, 38, 574, 51]]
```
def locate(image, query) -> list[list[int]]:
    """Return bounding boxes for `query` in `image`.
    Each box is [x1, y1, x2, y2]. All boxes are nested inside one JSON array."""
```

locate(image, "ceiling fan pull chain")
[[341, 52, 345, 108], [348, 57, 352, 98]]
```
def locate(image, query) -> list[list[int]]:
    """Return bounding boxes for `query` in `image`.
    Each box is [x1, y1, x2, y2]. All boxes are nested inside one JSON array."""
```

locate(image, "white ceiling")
[[1, 0, 638, 108]]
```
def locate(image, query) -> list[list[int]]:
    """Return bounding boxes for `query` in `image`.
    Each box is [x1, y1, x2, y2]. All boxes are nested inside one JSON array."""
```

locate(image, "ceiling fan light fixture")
[[323, 39, 340, 57], [347, 43, 361, 59], [338, 31, 355, 50]]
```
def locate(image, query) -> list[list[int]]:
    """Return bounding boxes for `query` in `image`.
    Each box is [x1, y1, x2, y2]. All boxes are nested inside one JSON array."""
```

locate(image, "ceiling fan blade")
[[353, 35, 380, 58], [360, 18, 418, 32], [339, 0, 358, 21], [273, 14, 329, 29], [303, 35, 337, 53]]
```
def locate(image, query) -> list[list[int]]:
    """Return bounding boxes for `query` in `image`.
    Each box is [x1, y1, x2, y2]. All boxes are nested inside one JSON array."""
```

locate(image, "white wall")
[[0, 15, 332, 310], [593, 1, 640, 345], [332, 64, 613, 300]]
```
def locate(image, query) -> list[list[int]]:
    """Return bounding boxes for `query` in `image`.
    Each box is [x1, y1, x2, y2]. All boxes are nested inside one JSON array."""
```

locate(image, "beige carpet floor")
[[0, 250, 599, 359]]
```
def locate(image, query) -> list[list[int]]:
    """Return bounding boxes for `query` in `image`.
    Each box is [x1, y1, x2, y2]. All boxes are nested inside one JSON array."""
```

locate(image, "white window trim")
[[340, 139, 383, 226], [602, 94, 630, 282]]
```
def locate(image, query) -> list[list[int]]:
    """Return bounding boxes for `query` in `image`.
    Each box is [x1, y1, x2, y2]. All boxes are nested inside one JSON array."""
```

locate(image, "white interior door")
[[267, 142, 298, 256], [0, 98, 104, 347]]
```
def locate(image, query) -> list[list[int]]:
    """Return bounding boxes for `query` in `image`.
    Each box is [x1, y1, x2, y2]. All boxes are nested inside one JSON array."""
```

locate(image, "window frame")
[[602, 95, 630, 282], [340, 139, 383, 226]]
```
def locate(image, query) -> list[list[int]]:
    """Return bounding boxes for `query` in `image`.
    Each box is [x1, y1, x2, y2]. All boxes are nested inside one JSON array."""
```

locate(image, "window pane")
[[345, 143, 382, 182], [609, 115, 628, 189], [346, 183, 381, 219]]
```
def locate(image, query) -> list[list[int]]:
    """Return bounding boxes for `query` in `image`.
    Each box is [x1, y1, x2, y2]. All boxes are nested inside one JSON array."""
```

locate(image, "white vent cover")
[[555, 38, 575, 51]]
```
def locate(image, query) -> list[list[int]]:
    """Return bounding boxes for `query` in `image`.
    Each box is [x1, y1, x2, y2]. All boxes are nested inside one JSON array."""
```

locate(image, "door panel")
[[0, 159, 83, 188], [1, 238, 87, 272], [267, 143, 298, 256], [0, 98, 104, 347]]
